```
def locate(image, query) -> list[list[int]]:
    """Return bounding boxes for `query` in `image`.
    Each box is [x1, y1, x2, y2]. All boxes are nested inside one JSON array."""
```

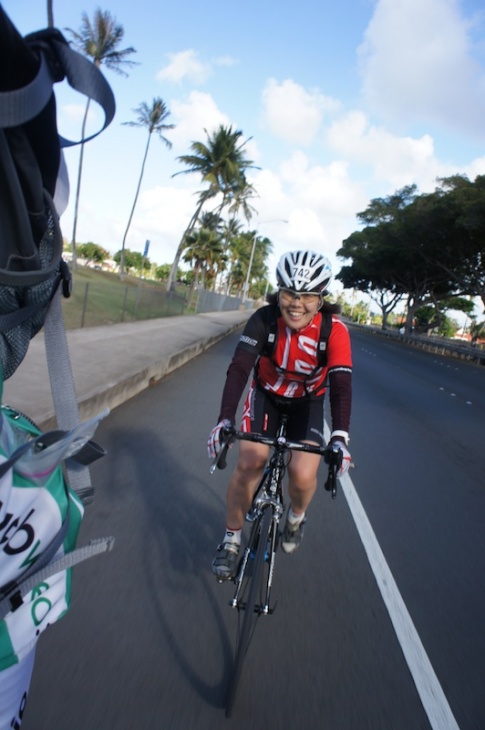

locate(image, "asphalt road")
[[21, 325, 485, 730]]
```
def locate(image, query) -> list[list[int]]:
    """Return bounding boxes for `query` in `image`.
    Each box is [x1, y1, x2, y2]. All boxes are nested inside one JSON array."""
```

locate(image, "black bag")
[[0, 8, 115, 381], [0, 6, 117, 631]]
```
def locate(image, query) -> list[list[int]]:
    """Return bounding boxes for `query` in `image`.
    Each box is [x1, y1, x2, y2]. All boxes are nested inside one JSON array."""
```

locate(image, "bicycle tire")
[[225, 506, 273, 717]]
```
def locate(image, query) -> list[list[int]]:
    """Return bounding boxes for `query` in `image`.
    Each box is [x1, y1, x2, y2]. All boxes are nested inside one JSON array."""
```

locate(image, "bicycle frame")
[[231, 426, 288, 615]]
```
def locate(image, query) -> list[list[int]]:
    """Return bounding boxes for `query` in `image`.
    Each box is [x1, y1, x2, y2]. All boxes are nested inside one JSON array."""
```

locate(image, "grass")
[[61, 267, 187, 329]]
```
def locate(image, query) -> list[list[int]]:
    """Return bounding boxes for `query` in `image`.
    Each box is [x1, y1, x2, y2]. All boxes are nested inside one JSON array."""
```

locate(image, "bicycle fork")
[[230, 512, 280, 615]]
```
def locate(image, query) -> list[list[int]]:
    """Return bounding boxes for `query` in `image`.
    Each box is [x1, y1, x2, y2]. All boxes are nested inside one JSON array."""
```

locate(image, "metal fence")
[[63, 279, 252, 328], [64, 281, 186, 328], [194, 288, 253, 313]]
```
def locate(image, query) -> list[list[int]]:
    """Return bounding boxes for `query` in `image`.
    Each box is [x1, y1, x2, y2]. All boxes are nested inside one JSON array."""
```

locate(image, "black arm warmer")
[[328, 368, 352, 433], [218, 348, 258, 423]]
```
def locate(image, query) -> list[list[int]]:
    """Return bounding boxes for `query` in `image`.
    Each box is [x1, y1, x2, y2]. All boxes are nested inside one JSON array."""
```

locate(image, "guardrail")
[[348, 321, 485, 367]]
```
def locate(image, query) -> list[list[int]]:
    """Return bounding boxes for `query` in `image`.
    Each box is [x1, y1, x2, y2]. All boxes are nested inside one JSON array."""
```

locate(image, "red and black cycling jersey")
[[217, 304, 352, 434]]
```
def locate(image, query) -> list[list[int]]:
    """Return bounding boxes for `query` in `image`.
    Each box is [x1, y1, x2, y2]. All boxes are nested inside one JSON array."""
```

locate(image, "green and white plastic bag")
[[0, 395, 107, 728]]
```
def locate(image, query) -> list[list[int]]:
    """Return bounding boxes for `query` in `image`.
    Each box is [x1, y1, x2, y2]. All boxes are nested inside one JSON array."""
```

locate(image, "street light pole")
[[242, 231, 258, 302]]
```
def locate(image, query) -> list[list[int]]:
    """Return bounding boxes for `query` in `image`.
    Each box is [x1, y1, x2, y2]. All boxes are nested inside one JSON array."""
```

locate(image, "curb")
[[41, 317, 246, 431]]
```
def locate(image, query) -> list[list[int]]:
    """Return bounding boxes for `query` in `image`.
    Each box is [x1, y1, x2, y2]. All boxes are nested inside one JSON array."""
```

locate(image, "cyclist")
[[208, 250, 352, 580]]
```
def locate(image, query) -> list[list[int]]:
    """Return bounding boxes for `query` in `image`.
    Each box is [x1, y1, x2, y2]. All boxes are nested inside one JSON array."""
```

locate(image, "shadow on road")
[[102, 424, 234, 710]]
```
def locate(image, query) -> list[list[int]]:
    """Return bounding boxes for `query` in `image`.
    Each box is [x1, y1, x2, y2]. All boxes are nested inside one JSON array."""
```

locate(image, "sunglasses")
[[278, 288, 321, 303]]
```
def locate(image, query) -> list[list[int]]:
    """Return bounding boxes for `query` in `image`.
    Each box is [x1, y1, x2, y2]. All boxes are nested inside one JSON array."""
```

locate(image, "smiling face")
[[278, 288, 322, 330]]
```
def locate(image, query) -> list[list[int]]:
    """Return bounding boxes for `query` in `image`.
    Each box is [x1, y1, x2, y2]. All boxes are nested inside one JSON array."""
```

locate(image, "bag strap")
[[0, 536, 114, 620], [260, 304, 279, 358], [43, 285, 97, 504], [0, 250, 103, 502], [317, 310, 333, 368], [0, 27, 115, 147]]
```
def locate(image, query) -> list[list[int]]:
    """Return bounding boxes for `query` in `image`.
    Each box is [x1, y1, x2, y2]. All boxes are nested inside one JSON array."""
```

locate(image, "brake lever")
[[323, 443, 343, 499], [209, 428, 235, 474]]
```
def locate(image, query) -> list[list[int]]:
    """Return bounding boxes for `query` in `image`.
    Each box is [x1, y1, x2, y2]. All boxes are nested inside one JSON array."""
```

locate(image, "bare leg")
[[226, 441, 269, 529], [286, 450, 321, 515]]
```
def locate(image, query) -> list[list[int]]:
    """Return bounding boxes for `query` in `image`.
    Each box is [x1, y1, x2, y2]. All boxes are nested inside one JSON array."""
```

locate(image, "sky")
[[3, 0, 485, 316]]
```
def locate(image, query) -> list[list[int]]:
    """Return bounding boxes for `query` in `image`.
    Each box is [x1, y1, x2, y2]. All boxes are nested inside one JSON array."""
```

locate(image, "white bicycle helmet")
[[276, 250, 332, 293]]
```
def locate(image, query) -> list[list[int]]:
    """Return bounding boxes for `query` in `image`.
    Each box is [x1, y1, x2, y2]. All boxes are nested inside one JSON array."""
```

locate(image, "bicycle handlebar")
[[210, 426, 343, 498]]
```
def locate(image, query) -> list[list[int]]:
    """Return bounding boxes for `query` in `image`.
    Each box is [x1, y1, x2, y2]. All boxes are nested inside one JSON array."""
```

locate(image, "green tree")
[[155, 264, 171, 281], [337, 185, 467, 333], [337, 229, 405, 329], [113, 248, 146, 272], [469, 318, 485, 346], [197, 212, 227, 290], [167, 125, 257, 291], [421, 175, 485, 310], [155, 264, 186, 282], [351, 300, 371, 325], [414, 305, 460, 337], [228, 231, 272, 297], [219, 217, 242, 293], [65, 9, 137, 271], [77, 242, 109, 263], [183, 226, 224, 307], [119, 98, 175, 277]]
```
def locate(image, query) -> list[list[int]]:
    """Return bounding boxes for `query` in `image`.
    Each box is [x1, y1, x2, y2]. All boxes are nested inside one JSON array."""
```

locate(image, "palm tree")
[[218, 217, 242, 293], [226, 178, 258, 226], [183, 227, 224, 307], [197, 211, 228, 291], [119, 98, 175, 277], [229, 231, 272, 297], [65, 9, 137, 270], [166, 124, 257, 291]]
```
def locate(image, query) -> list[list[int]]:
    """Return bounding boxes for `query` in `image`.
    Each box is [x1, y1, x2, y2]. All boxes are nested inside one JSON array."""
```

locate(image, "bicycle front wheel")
[[225, 506, 273, 717]]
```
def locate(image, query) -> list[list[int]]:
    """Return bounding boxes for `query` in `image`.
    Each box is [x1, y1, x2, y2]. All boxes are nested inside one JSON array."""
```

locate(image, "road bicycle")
[[210, 413, 343, 717]]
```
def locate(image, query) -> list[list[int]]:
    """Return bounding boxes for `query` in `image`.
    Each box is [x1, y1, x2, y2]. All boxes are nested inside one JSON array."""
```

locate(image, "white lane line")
[[324, 424, 460, 730]]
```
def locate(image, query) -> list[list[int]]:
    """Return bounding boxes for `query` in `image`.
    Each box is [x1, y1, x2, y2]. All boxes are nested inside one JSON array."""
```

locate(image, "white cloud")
[[156, 50, 238, 86], [464, 156, 485, 180], [58, 103, 99, 142], [62, 103, 89, 122], [325, 108, 485, 195], [286, 207, 326, 245], [169, 91, 232, 152], [157, 50, 212, 84], [261, 78, 340, 145], [250, 169, 287, 210], [243, 136, 262, 167], [279, 151, 364, 216], [358, 0, 485, 138], [247, 152, 369, 280], [138, 186, 196, 237], [326, 110, 443, 188], [213, 55, 238, 68]]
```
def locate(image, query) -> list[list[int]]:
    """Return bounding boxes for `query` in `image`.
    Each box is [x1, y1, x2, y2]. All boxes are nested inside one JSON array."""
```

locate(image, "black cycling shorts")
[[241, 381, 325, 447]]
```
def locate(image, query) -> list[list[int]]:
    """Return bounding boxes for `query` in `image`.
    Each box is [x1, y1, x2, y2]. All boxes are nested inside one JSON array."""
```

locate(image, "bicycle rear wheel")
[[225, 506, 273, 717]]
